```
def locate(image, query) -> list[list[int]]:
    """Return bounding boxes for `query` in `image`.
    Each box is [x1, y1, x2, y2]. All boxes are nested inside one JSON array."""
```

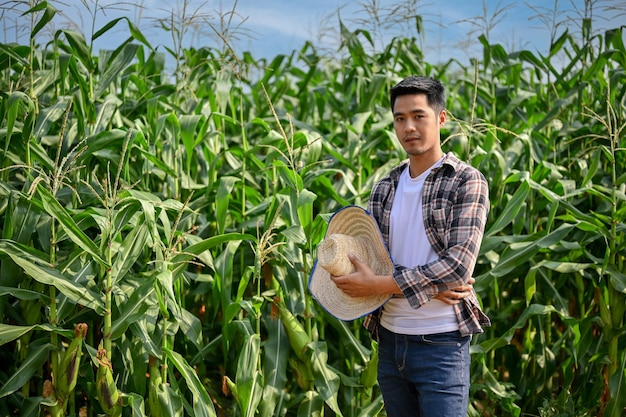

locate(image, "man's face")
[[392, 93, 446, 158]]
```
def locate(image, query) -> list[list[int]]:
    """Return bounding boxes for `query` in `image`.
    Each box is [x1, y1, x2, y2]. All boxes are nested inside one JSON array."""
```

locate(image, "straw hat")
[[308, 206, 394, 320]]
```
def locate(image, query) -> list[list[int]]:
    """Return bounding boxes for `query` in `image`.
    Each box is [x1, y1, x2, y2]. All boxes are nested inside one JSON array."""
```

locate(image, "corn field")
[[0, 1, 625, 416]]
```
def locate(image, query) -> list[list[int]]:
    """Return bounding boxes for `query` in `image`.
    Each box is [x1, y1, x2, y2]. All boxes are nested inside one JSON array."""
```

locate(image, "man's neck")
[[408, 151, 444, 178]]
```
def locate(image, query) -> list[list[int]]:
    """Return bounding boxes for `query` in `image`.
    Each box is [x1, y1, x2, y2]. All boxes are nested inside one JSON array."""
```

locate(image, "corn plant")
[[0, 1, 625, 416]]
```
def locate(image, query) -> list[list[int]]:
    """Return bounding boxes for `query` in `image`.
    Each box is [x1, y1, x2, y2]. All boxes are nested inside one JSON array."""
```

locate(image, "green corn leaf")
[[604, 352, 626, 417], [0, 324, 70, 346], [93, 94, 122, 132], [180, 114, 204, 172], [172, 305, 203, 350], [93, 17, 151, 49], [0, 43, 30, 67], [495, 89, 536, 123], [5, 92, 35, 155], [126, 20, 151, 48], [96, 43, 140, 97], [0, 324, 34, 346], [36, 185, 108, 267], [83, 129, 128, 158], [356, 74, 387, 113], [549, 29, 570, 57], [110, 278, 155, 340], [297, 391, 324, 417], [7, 254, 105, 315], [479, 304, 561, 353], [111, 220, 150, 285], [356, 395, 385, 417], [129, 321, 161, 359], [0, 342, 53, 398], [216, 176, 240, 235], [29, 1, 57, 38], [531, 179, 608, 231], [359, 342, 379, 389], [150, 377, 183, 417], [607, 265, 626, 293], [297, 188, 317, 233], [259, 386, 286, 417], [8, 189, 41, 245], [124, 392, 147, 417], [109, 203, 142, 238], [56, 259, 99, 322], [259, 314, 289, 416], [524, 268, 537, 306], [582, 145, 603, 187], [214, 240, 242, 326], [58, 29, 93, 71], [93, 17, 126, 40], [0, 239, 50, 266], [309, 341, 343, 416], [0, 286, 49, 301], [486, 223, 575, 278], [326, 318, 370, 363], [485, 180, 530, 237], [280, 225, 306, 246], [233, 332, 263, 417], [155, 269, 203, 349], [165, 348, 217, 417]]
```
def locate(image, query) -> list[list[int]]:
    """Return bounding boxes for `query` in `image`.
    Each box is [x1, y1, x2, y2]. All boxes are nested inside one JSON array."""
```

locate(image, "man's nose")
[[404, 120, 417, 133]]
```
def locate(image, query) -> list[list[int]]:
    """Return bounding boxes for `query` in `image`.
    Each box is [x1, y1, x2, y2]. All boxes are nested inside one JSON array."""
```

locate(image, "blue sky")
[[2, 0, 625, 64], [228, 0, 625, 62]]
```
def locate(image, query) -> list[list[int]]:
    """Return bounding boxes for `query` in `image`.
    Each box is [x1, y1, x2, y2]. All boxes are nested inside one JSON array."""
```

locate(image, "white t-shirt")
[[380, 160, 459, 335]]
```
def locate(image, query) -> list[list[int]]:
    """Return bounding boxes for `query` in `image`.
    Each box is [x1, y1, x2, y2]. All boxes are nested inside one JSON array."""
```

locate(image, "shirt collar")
[[390, 152, 462, 180]]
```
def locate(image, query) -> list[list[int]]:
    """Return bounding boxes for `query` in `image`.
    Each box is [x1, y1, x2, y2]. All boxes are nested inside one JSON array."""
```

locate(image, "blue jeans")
[[377, 326, 471, 417]]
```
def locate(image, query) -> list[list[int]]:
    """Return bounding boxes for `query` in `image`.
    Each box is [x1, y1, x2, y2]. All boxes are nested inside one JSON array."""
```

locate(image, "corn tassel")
[[96, 346, 122, 417]]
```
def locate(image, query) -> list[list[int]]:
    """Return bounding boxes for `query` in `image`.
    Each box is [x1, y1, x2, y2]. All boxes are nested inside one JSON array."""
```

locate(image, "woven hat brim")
[[309, 206, 393, 321]]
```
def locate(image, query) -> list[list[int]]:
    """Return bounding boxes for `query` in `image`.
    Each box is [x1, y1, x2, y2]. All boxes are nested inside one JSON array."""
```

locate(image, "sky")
[[1, 0, 625, 65]]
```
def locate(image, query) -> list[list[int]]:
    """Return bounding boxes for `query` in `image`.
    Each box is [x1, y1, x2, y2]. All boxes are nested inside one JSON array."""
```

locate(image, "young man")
[[331, 76, 491, 417]]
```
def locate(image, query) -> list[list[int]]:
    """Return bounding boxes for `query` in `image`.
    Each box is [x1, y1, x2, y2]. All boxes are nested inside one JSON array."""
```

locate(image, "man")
[[331, 76, 491, 417]]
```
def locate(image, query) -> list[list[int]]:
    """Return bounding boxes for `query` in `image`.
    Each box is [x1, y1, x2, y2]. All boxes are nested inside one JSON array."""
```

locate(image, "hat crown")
[[317, 233, 373, 276]]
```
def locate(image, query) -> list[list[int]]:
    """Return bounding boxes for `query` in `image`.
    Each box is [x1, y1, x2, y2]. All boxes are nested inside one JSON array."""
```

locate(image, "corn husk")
[[96, 346, 122, 417], [50, 323, 87, 416]]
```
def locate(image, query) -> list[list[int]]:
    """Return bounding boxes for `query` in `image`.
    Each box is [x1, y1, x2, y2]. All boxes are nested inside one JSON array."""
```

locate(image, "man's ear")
[[439, 109, 447, 127]]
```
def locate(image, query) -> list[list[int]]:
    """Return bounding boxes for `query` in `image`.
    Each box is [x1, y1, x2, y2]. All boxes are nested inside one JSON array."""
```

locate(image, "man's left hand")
[[434, 278, 475, 305]]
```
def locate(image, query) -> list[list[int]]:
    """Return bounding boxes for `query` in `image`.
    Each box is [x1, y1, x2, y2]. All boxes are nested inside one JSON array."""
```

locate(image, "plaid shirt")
[[364, 152, 491, 340]]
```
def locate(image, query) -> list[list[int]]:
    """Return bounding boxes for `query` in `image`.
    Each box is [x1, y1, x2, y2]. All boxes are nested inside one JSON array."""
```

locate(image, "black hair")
[[389, 76, 446, 114]]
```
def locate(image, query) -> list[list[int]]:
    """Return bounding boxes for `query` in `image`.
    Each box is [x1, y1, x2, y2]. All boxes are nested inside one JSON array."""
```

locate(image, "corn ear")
[[148, 362, 163, 417], [273, 296, 311, 361], [96, 346, 122, 417], [223, 375, 238, 400], [288, 357, 314, 389], [55, 323, 88, 409]]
